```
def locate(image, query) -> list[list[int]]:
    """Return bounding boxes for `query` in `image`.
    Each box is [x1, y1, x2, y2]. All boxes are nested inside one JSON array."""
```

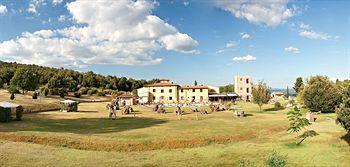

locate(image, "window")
[[246, 88, 249, 93], [192, 96, 195, 100], [161, 89, 164, 93], [181, 89, 183, 93], [181, 96, 184, 100], [192, 89, 195, 92], [246, 79, 249, 84], [169, 89, 172, 93], [240, 78, 242, 81], [200, 96, 203, 102], [153, 96, 155, 100], [200, 89, 203, 92], [153, 89, 156, 93], [169, 96, 172, 100], [240, 88, 243, 90]]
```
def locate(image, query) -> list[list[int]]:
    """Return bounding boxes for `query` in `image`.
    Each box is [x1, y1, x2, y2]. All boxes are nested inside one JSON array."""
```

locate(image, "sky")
[[0, 0, 349, 88]]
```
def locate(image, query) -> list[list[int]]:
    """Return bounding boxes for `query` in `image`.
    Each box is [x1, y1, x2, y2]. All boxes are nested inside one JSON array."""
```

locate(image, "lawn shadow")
[[341, 133, 350, 145], [264, 107, 285, 112], [78, 110, 99, 113], [1, 117, 167, 134]]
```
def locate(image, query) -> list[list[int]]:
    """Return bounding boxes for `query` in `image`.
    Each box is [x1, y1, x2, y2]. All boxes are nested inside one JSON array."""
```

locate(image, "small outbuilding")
[[117, 94, 138, 106], [60, 99, 78, 112], [0, 101, 23, 122]]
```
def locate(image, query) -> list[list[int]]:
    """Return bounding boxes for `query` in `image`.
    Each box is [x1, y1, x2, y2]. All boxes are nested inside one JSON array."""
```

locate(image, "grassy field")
[[0, 89, 111, 112], [0, 97, 349, 166]]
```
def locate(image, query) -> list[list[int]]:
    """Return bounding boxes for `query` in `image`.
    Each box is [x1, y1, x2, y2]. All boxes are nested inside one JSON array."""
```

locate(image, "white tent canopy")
[[60, 99, 76, 104], [0, 101, 20, 108]]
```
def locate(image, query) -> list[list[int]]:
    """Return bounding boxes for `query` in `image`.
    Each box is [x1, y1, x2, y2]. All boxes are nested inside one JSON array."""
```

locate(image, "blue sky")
[[0, 0, 349, 88]]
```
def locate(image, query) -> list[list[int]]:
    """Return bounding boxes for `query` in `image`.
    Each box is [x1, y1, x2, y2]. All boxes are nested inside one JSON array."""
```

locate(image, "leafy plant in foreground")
[[287, 107, 319, 145]]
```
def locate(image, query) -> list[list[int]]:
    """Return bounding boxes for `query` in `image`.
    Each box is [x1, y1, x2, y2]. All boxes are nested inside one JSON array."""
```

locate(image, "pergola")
[[209, 93, 238, 103]]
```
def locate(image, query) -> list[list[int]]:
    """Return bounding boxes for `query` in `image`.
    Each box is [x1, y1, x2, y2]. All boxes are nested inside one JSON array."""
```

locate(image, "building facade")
[[234, 76, 253, 101], [137, 79, 213, 104]]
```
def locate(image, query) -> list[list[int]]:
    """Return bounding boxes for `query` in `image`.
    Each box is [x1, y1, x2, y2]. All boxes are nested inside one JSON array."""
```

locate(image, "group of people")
[[106, 99, 134, 120]]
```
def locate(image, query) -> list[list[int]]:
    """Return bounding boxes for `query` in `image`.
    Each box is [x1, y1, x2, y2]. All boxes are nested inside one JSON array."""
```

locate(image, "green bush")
[[79, 87, 88, 95], [74, 91, 82, 98], [0, 107, 11, 122], [40, 87, 49, 96], [274, 102, 283, 110], [87, 88, 97, 96], [32, 92, 38, 99], [97, 90, 106, 96], [238, 159, 256, 167], [266, 150, 287, 167], [16, 106, 23, 121], [10, 93, 15, 100], [49, 88, 59, 95]]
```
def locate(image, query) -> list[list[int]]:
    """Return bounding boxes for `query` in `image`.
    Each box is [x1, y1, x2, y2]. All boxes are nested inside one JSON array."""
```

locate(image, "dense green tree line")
[[0, 61, 158, 94]]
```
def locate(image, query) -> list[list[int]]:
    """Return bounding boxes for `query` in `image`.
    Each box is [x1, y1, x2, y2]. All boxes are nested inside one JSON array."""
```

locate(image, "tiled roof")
[[118, 94, 138, 98], [180, 85, 209, 89], [144, 82, 179, 87]]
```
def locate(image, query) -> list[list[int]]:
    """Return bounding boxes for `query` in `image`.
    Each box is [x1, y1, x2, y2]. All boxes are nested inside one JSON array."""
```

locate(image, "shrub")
[[32, 92, 38, 99], [49, 88, 59, 95], [336, 104, 350, 132], [0, 107, 11, 122], [266, 150, 287, 167], [79, 87, 88, 95], [97, 90, 106, 96], [40, 87, 49, 96], [10, 93, 15, 100], [87, 90, 94, 96], [87, 88, 98, 96], [274, 102, 283, 110], [238, 159, 256, 167], [16, 106, 23, 121], [74, 91, 82, 98], [59, 92, 65, 98]]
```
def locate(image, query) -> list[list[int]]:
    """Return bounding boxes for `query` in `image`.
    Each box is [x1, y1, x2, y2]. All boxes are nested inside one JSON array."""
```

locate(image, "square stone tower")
[[234, 76, 253, 101]]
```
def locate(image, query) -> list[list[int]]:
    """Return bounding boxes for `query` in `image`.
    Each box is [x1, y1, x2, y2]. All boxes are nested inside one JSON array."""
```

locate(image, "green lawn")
[[0, 101, 349, 166]]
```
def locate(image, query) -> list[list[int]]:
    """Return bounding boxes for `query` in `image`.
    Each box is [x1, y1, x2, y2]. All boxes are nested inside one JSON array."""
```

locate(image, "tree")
[[252, 82, 271, 112], [286, 86, 290, 98], [219, 84, 234, 93], [194, 80, 198, 86], [10, 68, 39, 94], [336, 81, 350, 132], [10, 93, 15, 100], [287, 107, 319, 145], [303, 76, 342, 112], [293, 77, 303, 94]]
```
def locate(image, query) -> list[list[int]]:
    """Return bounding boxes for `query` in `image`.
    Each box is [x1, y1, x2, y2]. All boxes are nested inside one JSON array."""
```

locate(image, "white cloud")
[[284, 46, 299, 54], [183, 1, 189, 6], [225, 41, 236, 48], [216, 49, 225, 54], [0, 0, 199, 67], [233, 54, 256, 62], [216, 41, 237, 54], [240, 32, 250, 39], [215, 0, 297, 27], [27, 0, 45, 14], [0, 4, 7, 14], [298, 22, 335, 40], [52, 0, 63, 5], [58, 15, 66, 22], [299, 30, 331, 40], [299, 23, 310, 29]]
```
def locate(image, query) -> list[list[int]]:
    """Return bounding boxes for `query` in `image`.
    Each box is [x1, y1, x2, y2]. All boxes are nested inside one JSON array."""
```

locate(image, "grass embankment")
[[0, 101, 349, 166]]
